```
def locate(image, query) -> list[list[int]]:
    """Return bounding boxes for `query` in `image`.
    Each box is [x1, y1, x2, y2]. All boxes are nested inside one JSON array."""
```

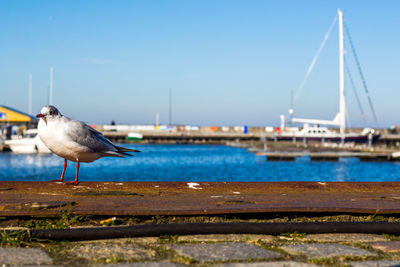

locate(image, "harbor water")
[[1, 144, 400, 182]]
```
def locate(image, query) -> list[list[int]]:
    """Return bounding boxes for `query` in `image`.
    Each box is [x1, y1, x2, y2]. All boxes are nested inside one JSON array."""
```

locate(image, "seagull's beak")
[[36, 114, 44, 118]]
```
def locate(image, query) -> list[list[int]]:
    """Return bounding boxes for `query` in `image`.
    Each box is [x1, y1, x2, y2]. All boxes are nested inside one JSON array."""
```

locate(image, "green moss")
[[158, 234, 180, 244], [0, 230, 31, 247], [23, 212, 95, 229], [152, 246, 194, 265], [381, 234, 400, 241], [151, 215, 174, 224], [310, 255, 379, 267], [93, 255, 124, 264], [2, 213, 400, 230], [366, 215, 387, 222], [279, 232, 306, 239]]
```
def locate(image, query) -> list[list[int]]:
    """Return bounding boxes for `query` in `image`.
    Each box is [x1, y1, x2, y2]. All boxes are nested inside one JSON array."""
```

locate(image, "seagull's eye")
[[49, 110, 54, 115]]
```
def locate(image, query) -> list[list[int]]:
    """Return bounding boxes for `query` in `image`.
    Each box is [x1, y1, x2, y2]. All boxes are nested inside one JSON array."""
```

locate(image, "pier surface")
[[102, 130, 400, 146], [2, 181, 400, 216], [3, 182, 400, 266]]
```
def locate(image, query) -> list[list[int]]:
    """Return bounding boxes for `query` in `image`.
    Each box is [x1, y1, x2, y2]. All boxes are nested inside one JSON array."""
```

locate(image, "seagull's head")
[[36, 105, 62, 122]]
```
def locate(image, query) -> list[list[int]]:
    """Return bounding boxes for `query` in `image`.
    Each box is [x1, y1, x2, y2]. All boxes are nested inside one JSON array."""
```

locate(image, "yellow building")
[[0, 105, 36, 124]]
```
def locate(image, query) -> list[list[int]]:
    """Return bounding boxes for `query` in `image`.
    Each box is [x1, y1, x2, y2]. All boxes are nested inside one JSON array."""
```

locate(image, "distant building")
[[0, 105, 36, 124], [0, 105, 37, 139]]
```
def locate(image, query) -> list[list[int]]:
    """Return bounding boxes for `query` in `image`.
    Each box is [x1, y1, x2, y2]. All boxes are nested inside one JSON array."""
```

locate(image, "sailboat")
[[4, 69, 54, 154], [277, 9, 380, 144], [5, 128, 51, 153]]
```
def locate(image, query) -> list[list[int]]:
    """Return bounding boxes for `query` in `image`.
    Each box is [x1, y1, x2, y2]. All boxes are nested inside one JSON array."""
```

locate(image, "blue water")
[[1, 144, 400, 182]]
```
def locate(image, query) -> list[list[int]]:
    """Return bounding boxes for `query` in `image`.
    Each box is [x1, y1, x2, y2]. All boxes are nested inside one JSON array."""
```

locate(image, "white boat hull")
[[5, 135, 51, 154], [277, 133, 380, 144], [0, 136, 4, 152]]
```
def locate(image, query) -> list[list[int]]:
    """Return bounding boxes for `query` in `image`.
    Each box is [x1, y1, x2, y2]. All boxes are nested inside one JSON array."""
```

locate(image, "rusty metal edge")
[[2, 207, 400, 217], [2, 181, 400, 217]]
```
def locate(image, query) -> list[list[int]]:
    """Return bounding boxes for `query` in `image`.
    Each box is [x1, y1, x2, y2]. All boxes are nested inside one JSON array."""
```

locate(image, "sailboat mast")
[[28, 74, 32, 115], [49, 67, 54, 105], [338, 9, 346, 136]]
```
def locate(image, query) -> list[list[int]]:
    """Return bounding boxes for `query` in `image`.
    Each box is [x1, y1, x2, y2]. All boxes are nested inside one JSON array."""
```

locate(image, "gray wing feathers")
[[64, 118, 139, 156], [65, 119, 116, 152]]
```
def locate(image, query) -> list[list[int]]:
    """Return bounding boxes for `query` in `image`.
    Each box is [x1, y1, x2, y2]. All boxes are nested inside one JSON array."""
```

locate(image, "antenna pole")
[[28, 74, 32, 115], [49, 67, 54, 105], [338, 9, 346, 139], [168, 88, 172, 127], [289, 89, 294, 127]]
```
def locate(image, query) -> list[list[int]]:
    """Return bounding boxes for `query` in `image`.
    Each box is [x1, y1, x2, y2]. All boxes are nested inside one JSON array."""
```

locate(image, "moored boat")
[[4, 129, 51, 154], [277, 124, 379, 144], [279, 9, 380, 144], [0, 135, 4, 151], [126, 132, 143, 141]]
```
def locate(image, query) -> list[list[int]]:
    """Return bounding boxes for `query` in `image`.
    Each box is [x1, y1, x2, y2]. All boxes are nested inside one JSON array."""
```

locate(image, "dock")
[[3, 181, 400, 266], [103, 131, 260, 144], [264, 152, 303, 161], [102, 131, 400, 147], [264, 151, 400, 162]]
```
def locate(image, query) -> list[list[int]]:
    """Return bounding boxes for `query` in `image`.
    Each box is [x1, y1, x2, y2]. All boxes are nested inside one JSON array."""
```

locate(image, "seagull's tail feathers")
[[101, 146, 139, 158], [101, 151, 127, 158], [115, 145, 140, 153]]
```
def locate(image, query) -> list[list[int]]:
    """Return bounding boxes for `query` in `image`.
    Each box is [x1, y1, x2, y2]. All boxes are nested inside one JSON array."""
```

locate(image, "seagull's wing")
[[63, 117, 139, 156], [63, 118, 114, 153], [85, 124, 140, 154]]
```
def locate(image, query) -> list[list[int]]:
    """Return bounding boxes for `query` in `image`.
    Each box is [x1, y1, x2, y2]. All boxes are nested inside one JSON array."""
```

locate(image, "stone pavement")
[[3, 233, 400, 266]]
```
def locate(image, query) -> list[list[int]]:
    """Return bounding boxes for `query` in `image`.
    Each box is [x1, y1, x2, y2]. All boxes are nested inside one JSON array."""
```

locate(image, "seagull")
[[36, 105, 139, 185]]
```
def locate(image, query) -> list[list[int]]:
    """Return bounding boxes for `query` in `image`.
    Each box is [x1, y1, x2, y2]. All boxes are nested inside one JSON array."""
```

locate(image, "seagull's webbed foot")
[[50, 178, 64, 182], [50, 159, 67, 183], [65, 160, 80, 185]]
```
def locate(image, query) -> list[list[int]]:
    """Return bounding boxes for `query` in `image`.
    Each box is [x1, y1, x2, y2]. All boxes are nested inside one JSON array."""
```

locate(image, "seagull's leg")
[[67, 160, 80, 185], [51, 159, 67, 182]]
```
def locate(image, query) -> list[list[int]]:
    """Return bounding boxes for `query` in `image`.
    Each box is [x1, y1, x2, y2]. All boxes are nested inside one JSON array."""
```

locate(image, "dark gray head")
[[36, 105, 62, 120]]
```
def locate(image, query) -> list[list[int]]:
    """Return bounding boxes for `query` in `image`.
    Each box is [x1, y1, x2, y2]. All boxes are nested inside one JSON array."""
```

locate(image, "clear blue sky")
[[0, 0, 399, 127]]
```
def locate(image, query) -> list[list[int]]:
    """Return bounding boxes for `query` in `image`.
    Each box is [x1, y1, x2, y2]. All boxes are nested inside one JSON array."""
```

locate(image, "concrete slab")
[[68, 240, 155, 261], [0, 247, 53, 265], [75, 237, 159, 246], [126, 237, 159, 245], [94, 263, 186, 267], [177, 234, 275, 243], [218, 261, 318, 267], [280, 243, 377, 259], [6, 266, 60, 267], [368, 241, 400, 252], [303, 233, 389, 243], [169, 242, 281, 262], [349, 260, 400, 267]]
